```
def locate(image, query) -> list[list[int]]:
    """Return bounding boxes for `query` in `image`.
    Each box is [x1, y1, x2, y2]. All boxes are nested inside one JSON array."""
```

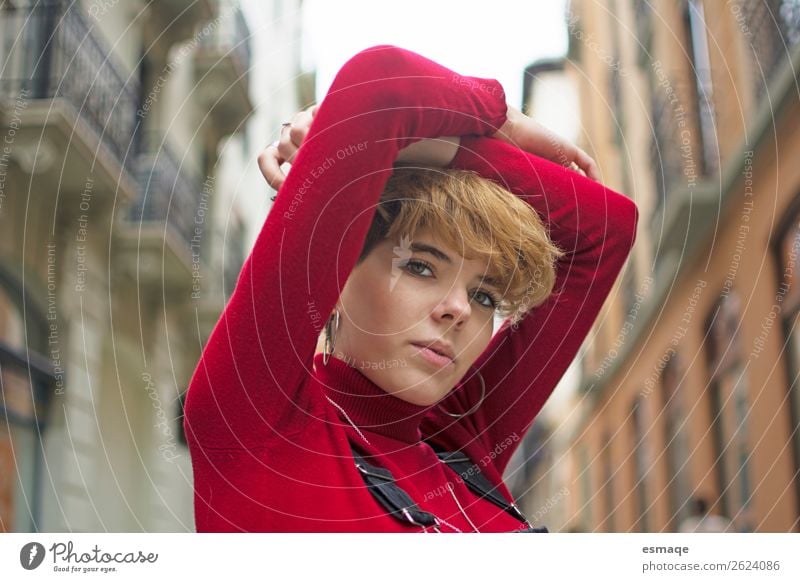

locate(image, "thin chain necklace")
[[325, 395, 372, 445], [325, 395, 480, 533]]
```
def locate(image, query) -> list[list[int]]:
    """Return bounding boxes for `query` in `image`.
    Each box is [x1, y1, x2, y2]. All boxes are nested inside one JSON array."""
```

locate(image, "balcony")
[[115, 132, 203, 294], [744, 0, 800, 99], [144, 0, 216, 47], [193, 0, 254, 136], [0, 0, 139, 203], [649, 88, 684, 221], [648, 74, 717, 269]]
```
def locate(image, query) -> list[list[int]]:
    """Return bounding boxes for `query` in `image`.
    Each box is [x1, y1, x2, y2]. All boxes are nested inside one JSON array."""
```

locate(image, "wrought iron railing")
[[649, 86, 683, 216], [0, 0, 139, 174], [744, 0, 800, 98], [128, 132, 201, 254], [198, 0, 251, 76]]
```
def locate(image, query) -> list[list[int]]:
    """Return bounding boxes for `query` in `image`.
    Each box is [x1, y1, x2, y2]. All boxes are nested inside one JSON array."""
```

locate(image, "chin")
[[399, 368, 455, 406], [395, 390, 441, 407], [364, 368, 426, 404]]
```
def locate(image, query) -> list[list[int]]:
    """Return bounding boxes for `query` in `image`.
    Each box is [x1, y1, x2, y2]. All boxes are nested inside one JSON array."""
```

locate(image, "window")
[[683, 0, 718, 175], [578, 444, 592, 531], [630, 396, 650, 531], [776, 215, 800, 519], [661, 353, 692, 530], [704, 292, 752, 530], [0, 279, 56, 532], [601, 431, 615, 531]]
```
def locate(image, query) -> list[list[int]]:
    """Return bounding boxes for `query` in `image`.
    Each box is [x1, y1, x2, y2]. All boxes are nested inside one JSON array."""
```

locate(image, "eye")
[[472, 289, 500, 309], [402, 259, 500, 310], [401, 259, 434, 277]]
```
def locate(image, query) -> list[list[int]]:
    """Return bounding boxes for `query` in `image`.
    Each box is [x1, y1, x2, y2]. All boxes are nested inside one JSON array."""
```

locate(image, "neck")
[[313, 353, 436, 445]]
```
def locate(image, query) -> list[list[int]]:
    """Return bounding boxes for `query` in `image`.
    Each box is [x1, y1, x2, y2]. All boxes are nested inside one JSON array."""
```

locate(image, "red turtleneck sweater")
[[183, 45, 639, 532]]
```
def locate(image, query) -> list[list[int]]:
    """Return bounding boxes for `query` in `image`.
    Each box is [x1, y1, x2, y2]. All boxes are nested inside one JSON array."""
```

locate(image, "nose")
[[432, 286, 471, 328]]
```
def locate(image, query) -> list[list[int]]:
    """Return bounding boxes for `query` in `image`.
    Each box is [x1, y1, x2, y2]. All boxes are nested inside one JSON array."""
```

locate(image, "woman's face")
[[330, 228, 501, 406]]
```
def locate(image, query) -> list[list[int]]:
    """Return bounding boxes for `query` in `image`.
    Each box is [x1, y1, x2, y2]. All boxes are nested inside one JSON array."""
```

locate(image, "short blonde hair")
[[359, 166, 565, 326]]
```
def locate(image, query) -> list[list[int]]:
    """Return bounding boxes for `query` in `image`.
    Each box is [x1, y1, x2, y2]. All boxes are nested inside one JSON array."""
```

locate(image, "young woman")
[[183, 45, 638, 532]]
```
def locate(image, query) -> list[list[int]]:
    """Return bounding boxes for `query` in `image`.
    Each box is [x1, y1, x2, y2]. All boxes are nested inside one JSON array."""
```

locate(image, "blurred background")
[[0, 0, 798, 532]]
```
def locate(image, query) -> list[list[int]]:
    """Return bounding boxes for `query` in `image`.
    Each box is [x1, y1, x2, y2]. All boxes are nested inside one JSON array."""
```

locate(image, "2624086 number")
[[731, 560, 780, 570]]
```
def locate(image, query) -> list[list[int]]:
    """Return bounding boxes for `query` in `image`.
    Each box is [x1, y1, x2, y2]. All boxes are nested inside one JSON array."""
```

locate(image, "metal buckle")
[[420, 516, 443, 533], [354, 461, 393, 481], [401, 507, 425, 527]]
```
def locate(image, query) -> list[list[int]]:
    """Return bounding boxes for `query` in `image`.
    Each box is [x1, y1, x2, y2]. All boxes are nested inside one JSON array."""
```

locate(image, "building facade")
[[0, 0, 302, 531], [527, 0, 800, 532]]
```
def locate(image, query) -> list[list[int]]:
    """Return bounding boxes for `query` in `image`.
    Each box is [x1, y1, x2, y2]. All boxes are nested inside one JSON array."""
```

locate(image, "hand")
[[258, 104, 320, 191], [493, 106, 600, 181]]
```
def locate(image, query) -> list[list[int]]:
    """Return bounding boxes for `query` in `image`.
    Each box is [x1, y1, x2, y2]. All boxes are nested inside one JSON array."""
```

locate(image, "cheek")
[[382, 279, 448, 333], [369, 289, 427, 336], [461, 325, 493, 364], [342, 271, 406, 335], [347, 272, 436, 334]]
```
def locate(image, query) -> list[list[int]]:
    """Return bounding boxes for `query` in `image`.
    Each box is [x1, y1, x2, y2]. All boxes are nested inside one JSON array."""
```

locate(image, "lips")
[[410, 339, 455, 362]]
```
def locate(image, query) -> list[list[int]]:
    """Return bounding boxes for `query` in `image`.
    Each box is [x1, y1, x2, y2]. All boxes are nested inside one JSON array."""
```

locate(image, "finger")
[[575, 148, 600, 182], [258, 145, 286, 190], [585, 160, 600, 182], [289, 109, 313, 148], [310, 103, 320, 117], [258, 146, 284, 190], [276, 124, 299, 164]]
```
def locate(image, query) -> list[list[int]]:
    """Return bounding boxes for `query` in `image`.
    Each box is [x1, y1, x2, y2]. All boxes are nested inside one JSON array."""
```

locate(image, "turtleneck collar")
[[312, 353, 435, 445]]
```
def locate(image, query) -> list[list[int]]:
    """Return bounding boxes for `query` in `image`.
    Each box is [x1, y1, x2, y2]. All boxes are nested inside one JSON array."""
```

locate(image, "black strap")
[[426, 441, 529, 524], [351, 448, 438, 527], [349, 440, 546, 531]]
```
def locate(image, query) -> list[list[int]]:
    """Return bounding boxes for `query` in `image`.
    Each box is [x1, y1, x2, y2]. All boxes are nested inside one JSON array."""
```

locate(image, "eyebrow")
[[408, 242, 502, 289]]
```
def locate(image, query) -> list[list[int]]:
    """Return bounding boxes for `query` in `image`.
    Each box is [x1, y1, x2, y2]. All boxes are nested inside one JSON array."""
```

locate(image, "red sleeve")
[[183, 46, 509, 450], [428, 135, 639, 474]]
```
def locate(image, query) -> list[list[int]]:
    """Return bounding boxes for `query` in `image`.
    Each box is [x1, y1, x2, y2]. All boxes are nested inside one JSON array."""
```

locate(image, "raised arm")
[[183, 45, 509, 450], [425, 135, 639, 474]]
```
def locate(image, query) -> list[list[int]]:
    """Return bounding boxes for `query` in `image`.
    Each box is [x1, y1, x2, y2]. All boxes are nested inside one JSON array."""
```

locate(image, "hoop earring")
[[323, 309, 340, 366], [439, 370, 486, 419]]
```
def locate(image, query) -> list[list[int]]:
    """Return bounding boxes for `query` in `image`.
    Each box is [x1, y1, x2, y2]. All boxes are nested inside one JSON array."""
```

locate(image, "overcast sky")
[[300, 0, 569, 108]]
